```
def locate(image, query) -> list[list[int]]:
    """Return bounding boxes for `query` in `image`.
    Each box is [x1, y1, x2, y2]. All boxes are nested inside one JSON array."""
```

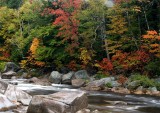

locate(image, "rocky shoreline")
[[0, 62, 160, 113]]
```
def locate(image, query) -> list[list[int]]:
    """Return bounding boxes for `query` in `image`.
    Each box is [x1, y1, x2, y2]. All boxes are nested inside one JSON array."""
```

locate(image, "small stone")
[[92, 110, 101, 113], [20, 99, 31, 106], [134, 86, 144, 94], [148, 87, 157, 92], [76, 109, 91, 113], [134, 90, 144, 94], [111, 87, 130, 94]]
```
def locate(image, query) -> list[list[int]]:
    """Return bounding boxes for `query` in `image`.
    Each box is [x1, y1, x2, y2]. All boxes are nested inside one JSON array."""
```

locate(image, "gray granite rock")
[[27, 91, 88, 113]]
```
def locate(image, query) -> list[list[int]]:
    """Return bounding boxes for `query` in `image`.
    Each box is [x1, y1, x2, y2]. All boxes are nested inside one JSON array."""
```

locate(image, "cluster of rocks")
[[49, 70, 89, 87], [48, 69, 160, 96], [82, 76, 160, 96], [1, 62, 160, 97], [0, 79, 91, 113]]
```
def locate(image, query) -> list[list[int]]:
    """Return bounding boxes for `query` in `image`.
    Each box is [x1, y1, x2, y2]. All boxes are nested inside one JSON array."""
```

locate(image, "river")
[[3, 79, 160, 113]]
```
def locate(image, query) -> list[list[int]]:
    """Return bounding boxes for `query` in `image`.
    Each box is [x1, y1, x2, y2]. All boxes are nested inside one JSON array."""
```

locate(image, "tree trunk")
[[102, 10, 110, 60], [143, 7, 150, 30], [104, 39, 110, 60]]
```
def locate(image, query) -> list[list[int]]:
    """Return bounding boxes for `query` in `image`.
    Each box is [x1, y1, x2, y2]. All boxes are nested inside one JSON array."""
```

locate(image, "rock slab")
[[0, 80, 32, 106], [4, 84, 32, 106], [27, 91, 88, 113]]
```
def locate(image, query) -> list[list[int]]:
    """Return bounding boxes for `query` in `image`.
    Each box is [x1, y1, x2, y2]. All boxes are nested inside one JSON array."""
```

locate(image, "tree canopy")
[[0, 0, 160, 77]]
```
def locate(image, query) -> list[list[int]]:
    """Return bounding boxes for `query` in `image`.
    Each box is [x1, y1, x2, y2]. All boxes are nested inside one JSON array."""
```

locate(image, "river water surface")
[[3, 79, 160, 113]]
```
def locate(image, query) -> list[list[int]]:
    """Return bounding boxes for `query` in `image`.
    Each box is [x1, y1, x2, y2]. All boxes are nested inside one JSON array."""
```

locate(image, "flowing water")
[[3, 79, 160, 113]]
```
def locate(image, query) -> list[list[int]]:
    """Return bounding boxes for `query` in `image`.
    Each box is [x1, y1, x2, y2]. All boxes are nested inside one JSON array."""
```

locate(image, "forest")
[[0, 0, 160, 78]]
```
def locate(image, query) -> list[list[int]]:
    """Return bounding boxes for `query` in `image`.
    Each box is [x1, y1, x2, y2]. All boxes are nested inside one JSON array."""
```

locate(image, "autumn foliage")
[[67, 60, 77, 71], [141, 30, 160, 58], [0, 48, 10, 61], [96, 58, 113, 74], [46, 0, 82, 53], [117, 75, 128, 85], [20, 38, 45, 68]]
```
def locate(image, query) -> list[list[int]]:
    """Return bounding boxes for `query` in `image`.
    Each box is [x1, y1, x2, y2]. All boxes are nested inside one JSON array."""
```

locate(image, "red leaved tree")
[[47, 0, 82, 53], [95, 58, 113, 74]]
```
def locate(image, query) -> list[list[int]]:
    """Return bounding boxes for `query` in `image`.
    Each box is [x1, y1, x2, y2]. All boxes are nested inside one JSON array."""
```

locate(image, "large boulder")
[[0, 80, 32, 106], [72, 79, 86, 87], [155, 78, 160, 83], [110, 81, 121, 87], [3, 62, 20, 72], [49, 71, 62, 84], [0, 80, 8, 94], [0, 94, 17, 112], [74, 70, 90, 79], [4, 84, 32, 106], [0, 80, 32, 112], [101, 77, 115, 84], [1, 71, 17, 79], [85, 77, 115, 88], [127, 80, 141, 90], [27, 91, 88, 113], [25, 77, 51, 86], [82, 77, 115, 91], [146, 87, 159, 95], [62, 71, 75, 84]]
